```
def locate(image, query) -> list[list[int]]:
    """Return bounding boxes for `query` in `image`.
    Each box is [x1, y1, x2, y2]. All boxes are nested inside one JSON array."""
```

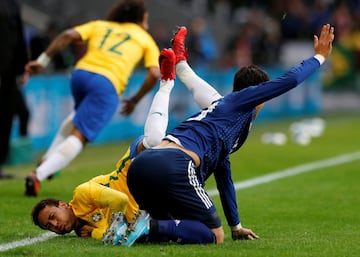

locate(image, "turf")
[[1, 111, 359, 257]]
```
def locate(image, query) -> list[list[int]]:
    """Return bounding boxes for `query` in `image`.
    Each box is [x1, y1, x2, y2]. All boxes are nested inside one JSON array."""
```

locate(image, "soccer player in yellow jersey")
[[30, 48, 176, 241], [31, 44, 224, 245], [24, 0, 161, 197]]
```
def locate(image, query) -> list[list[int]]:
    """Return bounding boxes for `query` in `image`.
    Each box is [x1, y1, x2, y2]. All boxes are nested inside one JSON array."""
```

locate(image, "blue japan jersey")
[[165, 56, 321, 226]]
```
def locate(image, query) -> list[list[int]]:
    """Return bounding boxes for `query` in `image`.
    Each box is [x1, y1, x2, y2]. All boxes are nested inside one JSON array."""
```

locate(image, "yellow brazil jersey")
[[73, 20, 160, 94], [90, 147, 139, 223], [69, 180, 129, 240], [69, 140, 141, 240]]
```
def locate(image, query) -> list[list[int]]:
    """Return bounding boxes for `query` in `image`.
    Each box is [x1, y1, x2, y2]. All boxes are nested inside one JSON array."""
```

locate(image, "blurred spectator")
[[280, 0, 312, 40], [187, 17, 218, 68], [223, 8, 281, 68], [0, 0, 29, 179], [223, 24, 253, 68], [308, 0, 333, 36], [29, 22, 75, 73], [149, 21, 171, 50], [323, 0, 360, 90]]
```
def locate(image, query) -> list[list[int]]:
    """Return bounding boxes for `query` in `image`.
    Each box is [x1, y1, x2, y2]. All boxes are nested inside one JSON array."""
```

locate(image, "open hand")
[[231, 227, 259, 240], [314, 24, 335, 59]]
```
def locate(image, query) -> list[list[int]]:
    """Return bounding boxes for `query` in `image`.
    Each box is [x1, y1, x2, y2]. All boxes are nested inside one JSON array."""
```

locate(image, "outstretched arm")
[[228, 24, 335, 111], [25, 29, 82, 75], [121, 66, 160, 115]]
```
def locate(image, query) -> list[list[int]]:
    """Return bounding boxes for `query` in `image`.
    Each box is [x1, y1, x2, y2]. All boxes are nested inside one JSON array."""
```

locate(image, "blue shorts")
[[127, 148, 221, 229], [71, 69, 119, 141]]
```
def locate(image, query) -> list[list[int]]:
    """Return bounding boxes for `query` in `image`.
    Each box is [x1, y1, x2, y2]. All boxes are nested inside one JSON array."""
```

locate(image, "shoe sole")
[[122, 213, 150, 247], [25, 176, 37, 196], [102, 212, 128, 245]]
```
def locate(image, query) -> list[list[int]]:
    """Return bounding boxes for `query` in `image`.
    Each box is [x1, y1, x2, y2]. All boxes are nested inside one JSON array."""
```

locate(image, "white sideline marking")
[[1, 151, 360, 252], [0, 232, 57, 252], [208, 151, 360, 196]]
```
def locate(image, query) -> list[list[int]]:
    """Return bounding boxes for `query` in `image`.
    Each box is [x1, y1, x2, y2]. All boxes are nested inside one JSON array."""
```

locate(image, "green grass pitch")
[[1, 111, 359, 257]]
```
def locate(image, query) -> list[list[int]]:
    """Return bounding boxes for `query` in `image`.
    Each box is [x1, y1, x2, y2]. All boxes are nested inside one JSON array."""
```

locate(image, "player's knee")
[[143, 131, 164, 148]]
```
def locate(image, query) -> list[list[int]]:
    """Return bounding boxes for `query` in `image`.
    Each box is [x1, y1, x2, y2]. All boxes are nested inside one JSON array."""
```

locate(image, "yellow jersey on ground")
[[69, 142, 140, 240], [74, 20, 160, 94]]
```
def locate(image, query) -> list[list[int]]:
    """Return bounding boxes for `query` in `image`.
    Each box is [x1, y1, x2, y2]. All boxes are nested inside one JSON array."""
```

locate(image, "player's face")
[[37, 201, 76, 235]]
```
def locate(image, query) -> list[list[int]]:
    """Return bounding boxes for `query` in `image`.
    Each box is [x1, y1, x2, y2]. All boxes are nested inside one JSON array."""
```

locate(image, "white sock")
[[176, 61, 222, 109], [36, 135, 83, 181], [143, 80, 174, 148], [42, 112, 75, 160]]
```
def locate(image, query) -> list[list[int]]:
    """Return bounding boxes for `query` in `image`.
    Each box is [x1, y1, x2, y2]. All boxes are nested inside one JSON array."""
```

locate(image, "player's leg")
[[143, 48, 176, 148], [172, 26, 222, 109], [148, 219, 216, 244], [35, 129, 85, 181], [42, 111, 75, 160], [39, 71, 118, 179], [127, 148, 222, 244], [123, 214, 215, 246], [25, 70, 119, 196]]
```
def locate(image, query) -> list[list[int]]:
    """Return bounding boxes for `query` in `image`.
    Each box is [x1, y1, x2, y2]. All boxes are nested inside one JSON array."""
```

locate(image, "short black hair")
[[31, 198, 60, 228], [232, 65, 270, 92], [106, 0, 146, 23]]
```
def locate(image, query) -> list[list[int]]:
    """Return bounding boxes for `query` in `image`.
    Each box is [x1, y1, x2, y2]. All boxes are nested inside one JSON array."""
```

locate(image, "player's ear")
[[58, 200, 69, 208]]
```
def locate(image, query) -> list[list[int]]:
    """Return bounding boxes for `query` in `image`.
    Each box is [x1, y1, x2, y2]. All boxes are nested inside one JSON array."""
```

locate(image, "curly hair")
[[106, 0, 146, 23], [232, 65, 270, 92], [31, 198, 60, 228]]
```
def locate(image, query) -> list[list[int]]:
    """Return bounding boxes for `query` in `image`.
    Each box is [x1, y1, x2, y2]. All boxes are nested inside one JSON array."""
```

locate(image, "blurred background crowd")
[[1, 0, 359, 173], [21, 0, 360, 92]]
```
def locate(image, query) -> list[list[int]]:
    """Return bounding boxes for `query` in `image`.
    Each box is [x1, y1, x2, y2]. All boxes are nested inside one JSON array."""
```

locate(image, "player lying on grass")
[[126, 24, 335, 244], [30, 43, 236, 246]]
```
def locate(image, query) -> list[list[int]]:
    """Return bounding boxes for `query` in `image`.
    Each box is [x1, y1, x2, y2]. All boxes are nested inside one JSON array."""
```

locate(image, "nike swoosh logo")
[[151, 112, 163, 116]]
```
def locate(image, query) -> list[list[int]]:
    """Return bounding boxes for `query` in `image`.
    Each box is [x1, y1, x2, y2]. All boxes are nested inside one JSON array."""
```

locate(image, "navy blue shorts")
[[71, 69, 119, 141], [127, 148, 221, 229]]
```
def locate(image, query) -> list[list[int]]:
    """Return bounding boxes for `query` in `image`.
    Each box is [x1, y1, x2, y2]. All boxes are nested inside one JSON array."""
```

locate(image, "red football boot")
[[159, 48, 176, 81], [25, 172, 40, 196], [171, 26, 188, 63]]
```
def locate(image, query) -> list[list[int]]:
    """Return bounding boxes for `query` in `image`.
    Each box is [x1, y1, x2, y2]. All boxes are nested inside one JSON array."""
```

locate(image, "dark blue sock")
[[150, 220, 216, 244]]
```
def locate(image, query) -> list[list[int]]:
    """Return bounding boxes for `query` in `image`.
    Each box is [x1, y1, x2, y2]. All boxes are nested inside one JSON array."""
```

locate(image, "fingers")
[[320, 24, 334, 42], [244, 229, 259, 240], [233, 228, 260, 240], [329, 26, 335, 43], [248, 230, 259, 240], [313, 35, 319, 48]]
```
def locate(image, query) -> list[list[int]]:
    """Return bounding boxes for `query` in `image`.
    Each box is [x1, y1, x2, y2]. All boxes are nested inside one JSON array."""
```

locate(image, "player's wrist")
[[314, 54, 325, 65], [230, 223, 242, 231], [36, 52, 51, 68], [130, 97, 138, 104]]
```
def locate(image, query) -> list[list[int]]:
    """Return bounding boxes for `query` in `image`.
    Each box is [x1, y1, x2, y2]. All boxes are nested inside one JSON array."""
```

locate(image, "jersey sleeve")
[[228, 56, 322, 110], [92, 228, 106, 240], [75, 181, 129, 213], [73, 21, 96, 41], [129, 135, 145, 158], [213, 155, 241, 227], [142, 35, 160, 68]]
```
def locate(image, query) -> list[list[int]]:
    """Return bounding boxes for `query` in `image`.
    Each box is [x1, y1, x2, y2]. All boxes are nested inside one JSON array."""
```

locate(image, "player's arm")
[[75, 181, 129, 239], [229, 24, 334, 111], [121, 66, 161, 115], [25, 29, 82, 75], [214, 157, 259, 240], [121, 34, 161, 115], [76, 225, 94, 238], [93, 184, 129, 213]]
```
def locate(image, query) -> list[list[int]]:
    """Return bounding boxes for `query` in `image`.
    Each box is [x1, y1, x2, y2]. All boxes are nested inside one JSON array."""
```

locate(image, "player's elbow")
[[148, 66, 161, 80]]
